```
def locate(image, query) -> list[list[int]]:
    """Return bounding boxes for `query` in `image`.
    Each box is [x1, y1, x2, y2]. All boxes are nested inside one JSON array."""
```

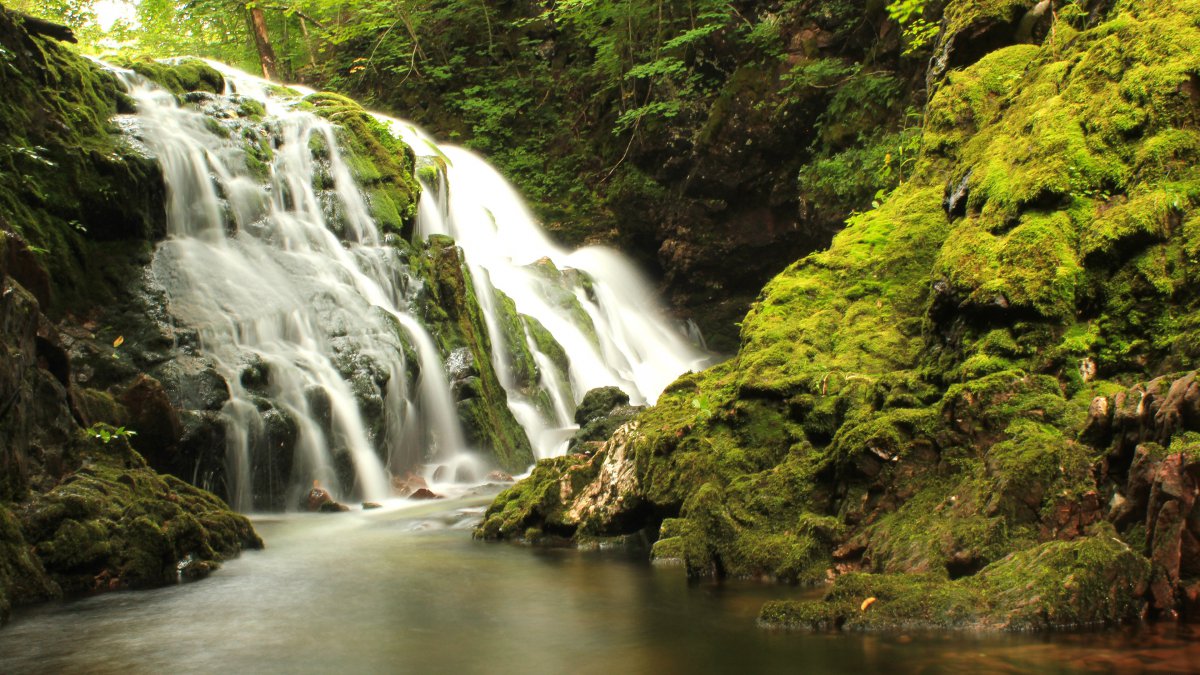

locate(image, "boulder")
[[306, 481, 333, 511]]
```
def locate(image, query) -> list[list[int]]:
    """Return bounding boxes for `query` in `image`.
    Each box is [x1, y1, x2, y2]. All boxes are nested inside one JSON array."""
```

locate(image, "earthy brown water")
[[2, 490, 1199, 674]]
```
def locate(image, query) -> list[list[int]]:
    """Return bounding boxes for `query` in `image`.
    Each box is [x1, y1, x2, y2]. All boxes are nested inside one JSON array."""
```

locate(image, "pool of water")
[[2, 490, 1199, 674]]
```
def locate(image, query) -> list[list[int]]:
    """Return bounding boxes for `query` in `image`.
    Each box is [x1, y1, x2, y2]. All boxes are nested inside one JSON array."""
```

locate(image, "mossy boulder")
[[566, 386, 642, 455], [14, 436, 261, 595], [304, 92, 420, 238], [480, 0, 1200, 627], [115, 57, 225, 96], [761, 528, 1150, 631]]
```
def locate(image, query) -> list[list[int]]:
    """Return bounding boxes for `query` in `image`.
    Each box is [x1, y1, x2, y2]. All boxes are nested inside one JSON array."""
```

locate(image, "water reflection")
[[1, 495, 1198, 674]]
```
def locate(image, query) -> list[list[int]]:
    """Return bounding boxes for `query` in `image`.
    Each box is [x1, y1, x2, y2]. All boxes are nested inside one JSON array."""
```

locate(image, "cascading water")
[[103, 58, 708, 509], [391, 127, 711, 457]]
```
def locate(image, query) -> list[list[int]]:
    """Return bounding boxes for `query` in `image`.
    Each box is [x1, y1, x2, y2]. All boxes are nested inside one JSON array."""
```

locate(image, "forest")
[[2, 0, 1200, 671]]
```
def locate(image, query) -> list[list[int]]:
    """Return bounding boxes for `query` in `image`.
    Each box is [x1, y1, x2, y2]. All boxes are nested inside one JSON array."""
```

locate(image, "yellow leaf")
[[860, 597, 876, 611], [113, 335, 125, 348]]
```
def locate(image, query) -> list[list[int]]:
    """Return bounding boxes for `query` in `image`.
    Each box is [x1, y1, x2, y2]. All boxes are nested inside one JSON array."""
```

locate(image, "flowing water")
[[101, 60, 708, 509], [2, 494, 1198, 674]]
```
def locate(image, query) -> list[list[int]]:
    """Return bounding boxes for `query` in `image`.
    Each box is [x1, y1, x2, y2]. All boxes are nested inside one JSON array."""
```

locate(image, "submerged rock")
[[391, 473, 428, 497], [409, 488, 442, 500]]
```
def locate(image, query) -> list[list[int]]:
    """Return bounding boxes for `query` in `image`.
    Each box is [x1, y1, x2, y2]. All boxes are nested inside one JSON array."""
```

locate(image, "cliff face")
[[318, 1, 935, 352], [480, 0, 1200, 628], [0, 7, 263, 623]]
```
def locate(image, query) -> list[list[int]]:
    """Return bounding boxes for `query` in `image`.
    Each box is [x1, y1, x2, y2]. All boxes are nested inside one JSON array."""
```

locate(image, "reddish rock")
[[408, 488, 442, 500], [119, 374, 182, 459], [1040, 490, 1102, 540], [391, 472, 428, 497], [485, 470, 514, 482], [306, 481, 333, 511]]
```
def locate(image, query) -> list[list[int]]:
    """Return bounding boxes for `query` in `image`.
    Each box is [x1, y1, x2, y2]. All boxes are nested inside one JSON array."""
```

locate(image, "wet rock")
[[409, 488, 442, 500], [306, 482, 334, 511], [563, 422, 644, 535], [1154, 373, 1200, 441], [444, 346, 478, 382], [153, 357, 230, 412], [177, 555, 219, 582], [486, 470, 514, 482], [318, 501, 351, 513], [118, 374, 182, 459], [1079, 395, 1113, 447], [391, 472, 428, 497], [362, 502, 382, 510], [943, 169, 972, 219], [454, 464, 477, 483], [574, 386, 630, 425]]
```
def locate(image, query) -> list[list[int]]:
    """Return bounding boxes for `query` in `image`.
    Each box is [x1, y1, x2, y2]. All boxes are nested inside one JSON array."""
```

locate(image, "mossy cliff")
[[0, 7, 263, 622], [479, 0, 1200, 629], [414, 234, 535, 472]]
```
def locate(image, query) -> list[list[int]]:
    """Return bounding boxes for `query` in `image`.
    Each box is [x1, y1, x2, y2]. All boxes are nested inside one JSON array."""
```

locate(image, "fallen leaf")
[[113, 335, 125, 348], [861, 597, 877, 611]]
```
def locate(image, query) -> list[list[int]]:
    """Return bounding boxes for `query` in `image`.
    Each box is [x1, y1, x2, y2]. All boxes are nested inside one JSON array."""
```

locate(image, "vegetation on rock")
[[477, 0, 1200, 629]]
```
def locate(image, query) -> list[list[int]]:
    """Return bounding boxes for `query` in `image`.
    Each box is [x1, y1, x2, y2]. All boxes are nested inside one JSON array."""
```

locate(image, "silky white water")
[[104, 59, 708, 508], [391, 124, 710, 457]]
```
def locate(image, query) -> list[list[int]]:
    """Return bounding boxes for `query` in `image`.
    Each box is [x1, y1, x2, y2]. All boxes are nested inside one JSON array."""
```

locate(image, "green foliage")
[[82, 422, 136, 444]]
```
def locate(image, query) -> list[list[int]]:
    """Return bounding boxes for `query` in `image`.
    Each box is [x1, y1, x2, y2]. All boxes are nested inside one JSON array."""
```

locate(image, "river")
[[2, 490, 1198, 674]]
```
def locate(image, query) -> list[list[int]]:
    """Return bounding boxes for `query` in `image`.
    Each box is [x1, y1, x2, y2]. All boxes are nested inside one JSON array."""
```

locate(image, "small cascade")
[[104, 58, 708, 509], [390, 126, 710, 457]]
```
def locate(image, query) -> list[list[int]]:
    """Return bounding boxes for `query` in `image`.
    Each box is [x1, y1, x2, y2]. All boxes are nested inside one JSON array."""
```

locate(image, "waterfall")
[[103, 59, 708, 509]]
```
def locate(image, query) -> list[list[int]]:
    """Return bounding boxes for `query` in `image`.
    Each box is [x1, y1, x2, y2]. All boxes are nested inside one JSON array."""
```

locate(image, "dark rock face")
[[0, 9, 261, 623]]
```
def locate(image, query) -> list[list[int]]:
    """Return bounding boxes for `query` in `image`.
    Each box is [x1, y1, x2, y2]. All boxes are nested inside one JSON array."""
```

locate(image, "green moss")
[[13, 437, 261, 595], [304, 92, 420, 238], [524, 258, 600, 349], [415, 236, 534, 471], [943, 0, 1033, 36], [475, 455, 592, 540], [0, 24, 165, 315], [523, 314, 569, 385], [116, 57, 225, 96], [481, 0, 1200, 627], [763, 528, 1149, 631]]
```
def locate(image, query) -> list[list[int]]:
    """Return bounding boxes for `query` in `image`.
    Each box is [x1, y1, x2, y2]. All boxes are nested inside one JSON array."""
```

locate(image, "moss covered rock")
[[480, 0, 1200, 627], [116, 56, 225, 96], [304, 92, 420, 238], [16, 436, 261, 595], [760, 527, 1150, 631], [415, 235, 534, 472]]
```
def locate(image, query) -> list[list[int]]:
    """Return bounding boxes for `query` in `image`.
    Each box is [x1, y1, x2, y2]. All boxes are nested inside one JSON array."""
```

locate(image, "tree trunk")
[[248, 7, 279, 80]]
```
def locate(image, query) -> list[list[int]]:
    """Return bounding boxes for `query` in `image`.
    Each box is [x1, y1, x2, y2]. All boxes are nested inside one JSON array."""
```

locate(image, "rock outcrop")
[[478, 0, 1200, 629], [0, 6, 262, 622]]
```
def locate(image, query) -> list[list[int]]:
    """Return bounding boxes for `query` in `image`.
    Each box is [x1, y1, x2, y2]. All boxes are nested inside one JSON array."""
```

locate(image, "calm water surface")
[[2, 490, 1199, 674]]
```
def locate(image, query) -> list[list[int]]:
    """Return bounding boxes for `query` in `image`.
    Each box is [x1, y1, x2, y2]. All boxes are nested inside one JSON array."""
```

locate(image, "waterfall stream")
[[103, 59, 708, 510]]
